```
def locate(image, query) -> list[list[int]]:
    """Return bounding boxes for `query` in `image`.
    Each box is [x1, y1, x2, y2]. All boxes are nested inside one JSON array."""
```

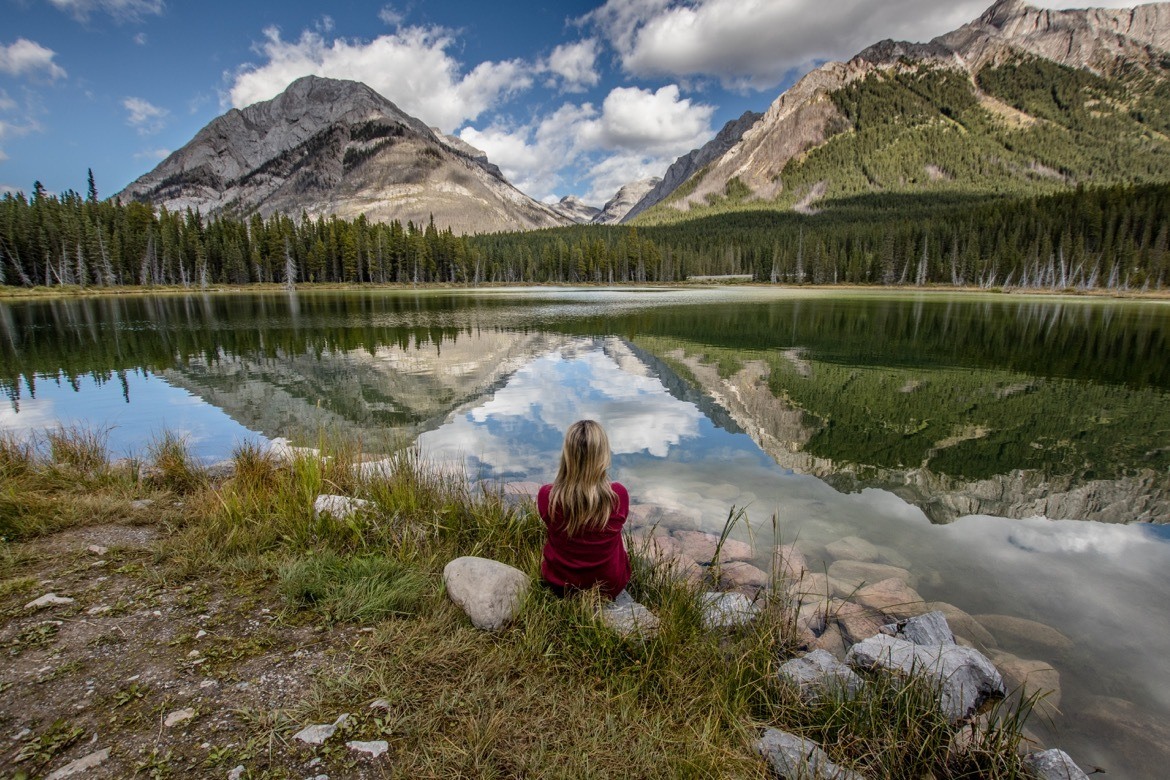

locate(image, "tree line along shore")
[[1, 180, 1168, 292]]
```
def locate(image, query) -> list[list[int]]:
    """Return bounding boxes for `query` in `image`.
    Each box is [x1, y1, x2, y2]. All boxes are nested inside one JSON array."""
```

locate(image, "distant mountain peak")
[[116, 76, 567, 233]]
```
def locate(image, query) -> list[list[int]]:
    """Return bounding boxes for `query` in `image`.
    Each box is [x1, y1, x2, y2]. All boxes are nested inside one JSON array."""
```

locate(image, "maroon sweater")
[[538, 482, 631, 597]]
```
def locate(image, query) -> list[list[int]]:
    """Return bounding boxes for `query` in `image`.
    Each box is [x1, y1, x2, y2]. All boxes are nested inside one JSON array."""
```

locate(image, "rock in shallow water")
[[1021, 748, 1090, 780], [847, 634, 1005, 722]]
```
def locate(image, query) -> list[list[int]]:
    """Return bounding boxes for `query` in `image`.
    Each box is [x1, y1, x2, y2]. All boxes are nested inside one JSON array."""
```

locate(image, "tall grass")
[[0, 429, 1040, 778]]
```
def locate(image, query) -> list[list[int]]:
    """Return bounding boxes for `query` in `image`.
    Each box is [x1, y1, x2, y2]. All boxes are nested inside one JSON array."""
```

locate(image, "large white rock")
[[25, 593, 76, 610], [443, 557, 530, 631], [881, 611, 955, 647], [779, 649, 864, 702], [293, 713, 350, 745], [847, 634, 1005, 722], [1021, 748, 1090, 780], [755, 728, 869, 780], [313, 494, 372, 522]]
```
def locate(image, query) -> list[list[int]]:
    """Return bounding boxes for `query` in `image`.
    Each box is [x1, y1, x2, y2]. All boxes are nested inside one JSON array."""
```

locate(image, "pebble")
[[347, 740, 389, 758], [164, 708, 196, 728], [187, 650, 202, 659], [86, 545, 109, 555], [369, 699, 391, 712], [25, 593, 76, 610], [45, 748, 111, 779], [200, 680, 218, 689], [227, 766, 245, 780], [293, 714, 350, 745], [196, 630, 208, 639], [87, 605, 111, 615]]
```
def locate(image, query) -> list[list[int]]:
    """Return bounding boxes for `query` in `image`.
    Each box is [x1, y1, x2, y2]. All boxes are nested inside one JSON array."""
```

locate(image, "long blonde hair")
[[549, 420, 618, 537]]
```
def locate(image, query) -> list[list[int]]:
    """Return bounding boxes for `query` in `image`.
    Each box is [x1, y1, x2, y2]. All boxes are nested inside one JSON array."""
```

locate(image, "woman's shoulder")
[[610, 482, 630, 516]]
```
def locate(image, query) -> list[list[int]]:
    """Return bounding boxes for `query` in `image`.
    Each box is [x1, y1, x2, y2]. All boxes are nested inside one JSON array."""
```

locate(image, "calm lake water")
[[2, 287, 1169, 777]]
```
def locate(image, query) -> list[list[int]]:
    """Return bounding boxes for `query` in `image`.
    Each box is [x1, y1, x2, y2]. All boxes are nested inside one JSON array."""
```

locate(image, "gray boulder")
[[598, 593, 660, 639], [779, 649, 864, 702], [1021, 749, 1090, 780], [881, 611, 955, 646], [847, 634, 1005, 722], [443, 557, 530, 631], [755, 728, 868, 780], [699, 592, 759, 630]]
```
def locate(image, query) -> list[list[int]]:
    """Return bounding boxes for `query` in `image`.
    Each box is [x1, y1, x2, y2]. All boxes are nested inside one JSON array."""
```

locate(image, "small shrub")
[[45, 426, 108, 473], [146, 433, 205, 493]]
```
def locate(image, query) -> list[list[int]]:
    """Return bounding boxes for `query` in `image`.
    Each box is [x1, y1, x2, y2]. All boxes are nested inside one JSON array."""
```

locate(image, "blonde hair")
[[549, 420, 618, 537]]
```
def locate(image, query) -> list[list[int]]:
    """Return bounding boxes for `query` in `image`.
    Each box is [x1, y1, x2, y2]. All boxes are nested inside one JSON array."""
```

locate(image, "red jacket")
[[538, 482, 631, 597]]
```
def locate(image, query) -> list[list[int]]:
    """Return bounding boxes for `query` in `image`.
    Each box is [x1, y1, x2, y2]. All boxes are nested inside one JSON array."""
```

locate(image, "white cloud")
[[0, 90, 14, 112], [227, 25, 533, 133], [378, 5, 404, 27], [546, 39, 600, 92], [133, 32, 148, 46], [460, 84, 711, 202], [0, 182, 19, 194], [581, 0, 1165, 90], [0, 39, 67, 81], [46, 0, 164, 22], [0, 111, 42, 162], [122, 96, 168, 135], [133, 147, 170, 161]]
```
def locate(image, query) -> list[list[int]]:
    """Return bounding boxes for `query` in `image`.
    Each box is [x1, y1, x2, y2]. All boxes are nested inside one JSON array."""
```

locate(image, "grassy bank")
[[0, 430, 1035, 779]]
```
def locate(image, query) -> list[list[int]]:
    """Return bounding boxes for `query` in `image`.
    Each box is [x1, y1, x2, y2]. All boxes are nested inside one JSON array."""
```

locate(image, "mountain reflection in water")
[[3, 289, 1170, 777]]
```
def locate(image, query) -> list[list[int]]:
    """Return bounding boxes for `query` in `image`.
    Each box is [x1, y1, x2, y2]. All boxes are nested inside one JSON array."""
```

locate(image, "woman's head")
[[550, 420, 618, 536]]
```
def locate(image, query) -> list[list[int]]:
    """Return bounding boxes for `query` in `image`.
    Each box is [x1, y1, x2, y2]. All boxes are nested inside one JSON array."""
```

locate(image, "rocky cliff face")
[[623, 112, 761, 222], [636, 0, 1170, 219], [593, 177, 663, 224], [549, 195, 602, 224], [116, 76, 569, 234]]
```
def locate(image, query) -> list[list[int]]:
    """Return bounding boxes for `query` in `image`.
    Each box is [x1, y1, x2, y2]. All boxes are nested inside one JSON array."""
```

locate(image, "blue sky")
[[0, 0, 1155, 206]]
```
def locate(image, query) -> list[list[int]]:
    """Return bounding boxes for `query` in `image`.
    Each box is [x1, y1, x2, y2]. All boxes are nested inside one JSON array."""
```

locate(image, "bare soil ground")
[[1, 523, 397, 779]]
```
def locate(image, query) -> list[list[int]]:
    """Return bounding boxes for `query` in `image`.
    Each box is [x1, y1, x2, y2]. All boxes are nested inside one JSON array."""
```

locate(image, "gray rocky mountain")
[[593, 177, 662, 224], [549, 195, 602, 224], [634, 0, 1170, 218], [116, 76, 569, 234], [622, 113, 761, 222]]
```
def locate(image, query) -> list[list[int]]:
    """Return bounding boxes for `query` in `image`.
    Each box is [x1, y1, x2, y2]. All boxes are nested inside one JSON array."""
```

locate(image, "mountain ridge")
[[117, 75, 570, 234], [628, 0, 1170, 223]]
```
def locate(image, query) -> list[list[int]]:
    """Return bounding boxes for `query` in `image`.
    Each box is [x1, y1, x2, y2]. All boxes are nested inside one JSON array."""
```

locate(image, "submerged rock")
[[847, 634, 1005, 722], [718, 561, 771, 592], [773, 544, 810, 581], [973, 614, 1074, 653], [674, 530, 753, 564], [853, 578, 925, 620], [831, 601, 885, 645], [827, 560, 916, 591], [443, 556, 530, 631], [990, 650, 1062, 715], [755, 728, 868, 780]]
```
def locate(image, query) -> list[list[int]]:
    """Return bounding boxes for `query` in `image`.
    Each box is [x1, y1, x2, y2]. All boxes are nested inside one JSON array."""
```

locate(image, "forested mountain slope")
[[632, 0, 1170, 224]]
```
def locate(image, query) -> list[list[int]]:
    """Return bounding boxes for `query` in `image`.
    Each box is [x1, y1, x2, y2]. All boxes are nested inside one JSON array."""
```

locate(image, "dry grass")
[[0, 429, 1038, 778]]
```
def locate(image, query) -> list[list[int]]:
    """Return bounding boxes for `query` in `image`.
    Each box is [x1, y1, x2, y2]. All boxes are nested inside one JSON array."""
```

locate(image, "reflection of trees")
[[632, 334, 1170, 524]]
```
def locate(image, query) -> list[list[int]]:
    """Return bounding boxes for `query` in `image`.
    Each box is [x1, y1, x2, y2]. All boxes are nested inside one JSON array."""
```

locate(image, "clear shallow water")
[[2, 288, 1169, 776]]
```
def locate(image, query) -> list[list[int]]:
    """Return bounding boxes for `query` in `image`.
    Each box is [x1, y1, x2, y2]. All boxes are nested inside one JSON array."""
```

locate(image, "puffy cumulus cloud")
[[545, 39, 600, 92], [0, 39, 67, 81], [122, 96, 168, 135], [581, 0, 1163, 90], [46, 0, 164, 22], [227, 25, 532, 133], [460, 84, 711, 202], [578, 85, 712, 155]]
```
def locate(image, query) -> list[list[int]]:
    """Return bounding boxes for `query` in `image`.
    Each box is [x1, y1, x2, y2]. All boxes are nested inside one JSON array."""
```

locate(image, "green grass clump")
[[279, 550, 427, 623]]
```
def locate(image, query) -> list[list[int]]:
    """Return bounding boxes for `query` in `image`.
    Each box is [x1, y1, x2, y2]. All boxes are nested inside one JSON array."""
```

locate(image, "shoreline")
[[0, 433, 1062, 779], [2, 280, 1170, 302]]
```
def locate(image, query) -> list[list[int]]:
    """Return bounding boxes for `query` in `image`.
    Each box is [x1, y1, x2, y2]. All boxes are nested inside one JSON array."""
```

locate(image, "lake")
[[2, 287, 1169, 777]]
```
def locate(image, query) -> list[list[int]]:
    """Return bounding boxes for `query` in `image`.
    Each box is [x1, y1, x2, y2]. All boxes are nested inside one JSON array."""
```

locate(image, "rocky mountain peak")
[[595, 177, 662, 225], [116, 75, 568, 234]]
